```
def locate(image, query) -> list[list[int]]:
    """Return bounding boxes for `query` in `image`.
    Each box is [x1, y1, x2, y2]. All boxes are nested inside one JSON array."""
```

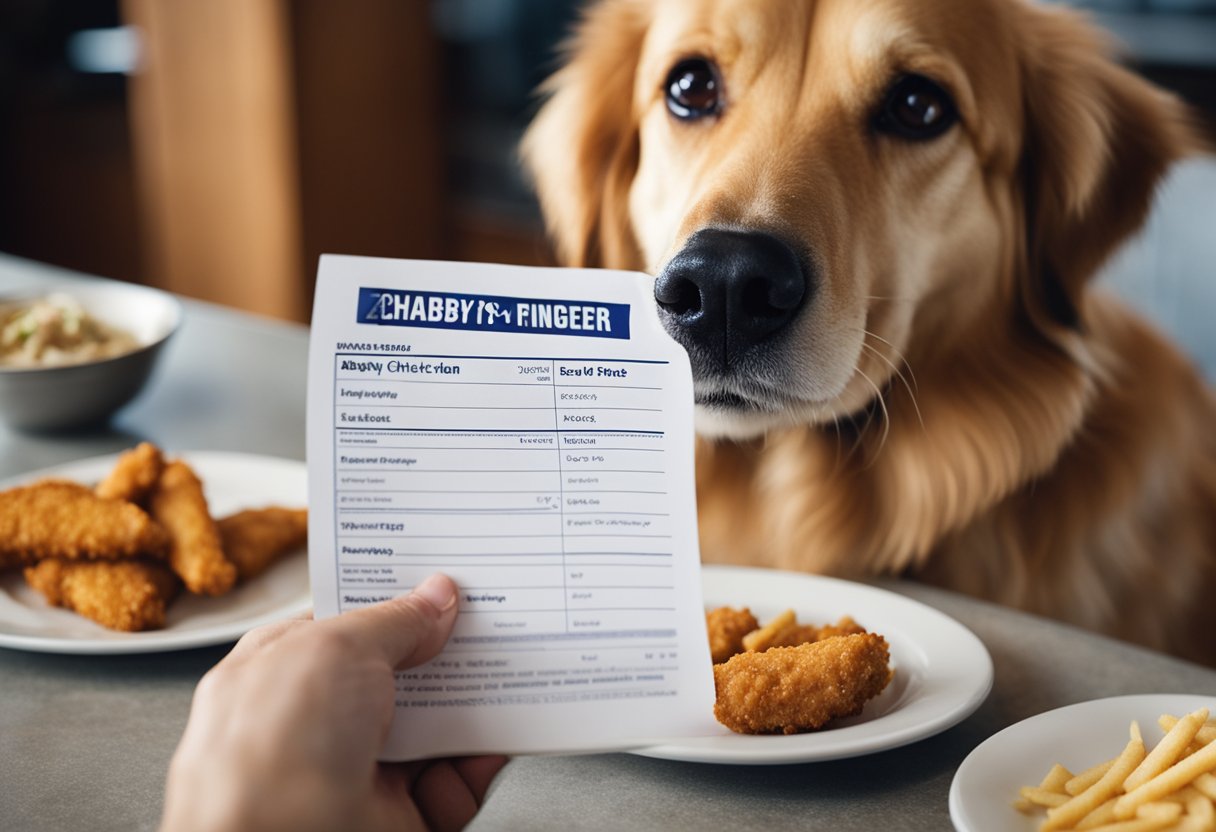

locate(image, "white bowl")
[[0, 282, 181, 432]]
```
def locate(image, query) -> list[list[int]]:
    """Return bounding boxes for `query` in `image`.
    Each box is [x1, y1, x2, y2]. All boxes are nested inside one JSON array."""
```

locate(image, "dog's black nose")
[[654, 229, 807, 359]]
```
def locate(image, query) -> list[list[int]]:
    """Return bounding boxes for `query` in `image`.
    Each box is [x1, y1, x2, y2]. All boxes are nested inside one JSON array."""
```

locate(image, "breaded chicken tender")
[[813, 615, 867, 641], [713, 633, 892, 734], [762, 623, 822, 650], [95, 442, 165, 503], [218, 507, 308, 581], [742, 611, 870, 652], [149, 461, 236, 596], [24, 559, 179, 631], [706, 606, 759, 663], [0, 480, 168, 568]]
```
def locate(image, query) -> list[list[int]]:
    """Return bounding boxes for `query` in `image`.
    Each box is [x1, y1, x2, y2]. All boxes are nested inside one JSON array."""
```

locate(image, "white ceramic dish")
[[0, 282, 181, 431], [631, 565, 993, 765], [0, 451, 310, 654], [950, 693, 1216, 832]]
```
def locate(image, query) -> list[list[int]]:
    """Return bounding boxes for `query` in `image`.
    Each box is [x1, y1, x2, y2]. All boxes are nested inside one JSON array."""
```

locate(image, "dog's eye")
[[665, 58, 723, 121], [876, 74, 957, 140]]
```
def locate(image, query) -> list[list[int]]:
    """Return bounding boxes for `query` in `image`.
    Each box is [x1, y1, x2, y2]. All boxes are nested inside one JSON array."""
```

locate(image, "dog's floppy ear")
[[1018, 6, 1202, 331], [521, 0, 649, 269]]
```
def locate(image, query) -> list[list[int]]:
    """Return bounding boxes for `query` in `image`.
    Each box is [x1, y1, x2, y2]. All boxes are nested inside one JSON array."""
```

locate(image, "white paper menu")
[[306, 255, 717, 760]]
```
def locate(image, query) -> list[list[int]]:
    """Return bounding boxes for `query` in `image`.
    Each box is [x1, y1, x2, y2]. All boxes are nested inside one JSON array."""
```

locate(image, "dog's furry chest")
[[694, 309, 1216, 664]]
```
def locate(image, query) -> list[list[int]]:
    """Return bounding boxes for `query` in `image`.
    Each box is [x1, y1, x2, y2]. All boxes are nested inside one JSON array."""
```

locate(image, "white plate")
[[0, 451, 311, 654], [631, 565, 993, 764], [950, 693, 1216, 832]]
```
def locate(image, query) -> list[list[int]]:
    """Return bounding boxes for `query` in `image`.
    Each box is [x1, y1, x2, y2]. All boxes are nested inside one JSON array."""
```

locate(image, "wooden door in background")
[[123, 0, 443, 321]]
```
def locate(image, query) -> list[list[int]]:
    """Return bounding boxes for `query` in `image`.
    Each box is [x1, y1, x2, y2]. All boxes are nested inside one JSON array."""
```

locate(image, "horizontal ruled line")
[[336, 489, 667, 494], [335, 584, 676, 591], [456, 607, 676, 614], [339, 468, 558, 473], [335, 377, 664, 391], [336, 428, 664, 435], [337, 553, 673, 559], [336, 469, 666, 474], [337, 508, 561, 514], [337, 509, 668, 517], [336, 353, 670, 364], [338, 404, 555, 410], [336, 446, 665, 452], [562, 511, 669, 517], [339, 534, 563, 539], [339, 560, 562, 565], [336, 404, 664, 413]]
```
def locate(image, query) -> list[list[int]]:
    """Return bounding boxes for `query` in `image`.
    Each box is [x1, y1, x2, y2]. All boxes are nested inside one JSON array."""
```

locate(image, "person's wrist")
[[162, 752, 349, 832]]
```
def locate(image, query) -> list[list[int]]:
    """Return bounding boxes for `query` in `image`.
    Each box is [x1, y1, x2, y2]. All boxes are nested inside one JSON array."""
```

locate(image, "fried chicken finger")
[[24, 559, 179, 632], [95, 442, 165, 503], [218, 507, 308, 581], [0, 480, 168, 568], [706, 606, 759, 664], [713, 633, 892, 734], [149, 461, 236, 596]]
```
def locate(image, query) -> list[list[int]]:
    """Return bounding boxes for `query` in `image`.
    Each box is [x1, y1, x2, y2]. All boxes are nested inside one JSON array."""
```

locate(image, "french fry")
[[1022, 786, 1071, 808], [1159, 715, 1216, 748], [1124, 709, 1210, 792], [1194, 773, 1216, 801], [1080, 819, 1160, 832], [1070, 760, 1118, 795], [1076, 797, 1118, 829], [1083, 804, 1179, 832], [1043, 730, 1147, 831], [1161, 786, 1206, 805], [741, 609, 796, 652], [1135, 802, 1183, 822], [1173, 796, 1216, 832], [1043, 764, 1076, 793], [1186, 794, 1215, 822], [1113, 735, 1216, 820]]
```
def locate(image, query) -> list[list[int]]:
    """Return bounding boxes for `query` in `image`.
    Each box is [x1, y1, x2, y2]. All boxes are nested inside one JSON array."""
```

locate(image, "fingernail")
[[412, 573, 457, 613]]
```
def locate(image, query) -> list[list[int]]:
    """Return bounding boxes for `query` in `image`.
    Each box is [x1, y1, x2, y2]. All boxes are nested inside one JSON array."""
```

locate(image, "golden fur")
[[523, 0, 1216, 663]]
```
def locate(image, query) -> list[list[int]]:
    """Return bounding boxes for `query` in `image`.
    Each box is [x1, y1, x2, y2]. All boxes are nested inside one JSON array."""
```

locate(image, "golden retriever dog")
[[522, 0, 1216, 664]]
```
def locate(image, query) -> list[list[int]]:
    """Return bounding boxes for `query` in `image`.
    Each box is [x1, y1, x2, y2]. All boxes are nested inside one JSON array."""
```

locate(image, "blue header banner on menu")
[[356, 287, 630, 340]]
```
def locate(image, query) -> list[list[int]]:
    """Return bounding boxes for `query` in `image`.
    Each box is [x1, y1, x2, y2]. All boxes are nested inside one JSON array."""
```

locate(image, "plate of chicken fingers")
[[0, 445, 310, 653]]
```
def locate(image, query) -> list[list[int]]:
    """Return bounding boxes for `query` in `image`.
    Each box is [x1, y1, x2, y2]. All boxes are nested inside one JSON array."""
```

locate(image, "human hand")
[[161, 574, 507, 832]]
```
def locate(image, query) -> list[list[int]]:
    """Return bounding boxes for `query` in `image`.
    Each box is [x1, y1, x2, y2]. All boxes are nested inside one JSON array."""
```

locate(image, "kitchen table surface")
[[2, 254, 1214, 832]]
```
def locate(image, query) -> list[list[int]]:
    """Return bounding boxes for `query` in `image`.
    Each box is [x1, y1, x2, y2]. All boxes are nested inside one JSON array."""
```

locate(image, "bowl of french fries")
[[1014, 707, 1216, 831], [950, 694, 1216, 832]]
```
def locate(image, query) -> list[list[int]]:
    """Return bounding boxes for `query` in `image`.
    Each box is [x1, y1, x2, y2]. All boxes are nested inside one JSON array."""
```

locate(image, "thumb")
[[325, 573, 459, 669]]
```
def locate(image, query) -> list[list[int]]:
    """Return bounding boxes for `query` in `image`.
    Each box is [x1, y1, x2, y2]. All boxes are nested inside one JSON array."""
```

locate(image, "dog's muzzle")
[[654, 229, 808, 408]]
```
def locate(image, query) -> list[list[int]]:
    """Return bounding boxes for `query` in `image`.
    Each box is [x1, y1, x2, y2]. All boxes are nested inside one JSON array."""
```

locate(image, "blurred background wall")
[[0, 0, 1212, 322]]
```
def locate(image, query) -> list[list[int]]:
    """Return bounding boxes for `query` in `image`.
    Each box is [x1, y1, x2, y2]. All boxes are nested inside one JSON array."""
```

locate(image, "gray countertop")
[[2, 254, 1214, 831]]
